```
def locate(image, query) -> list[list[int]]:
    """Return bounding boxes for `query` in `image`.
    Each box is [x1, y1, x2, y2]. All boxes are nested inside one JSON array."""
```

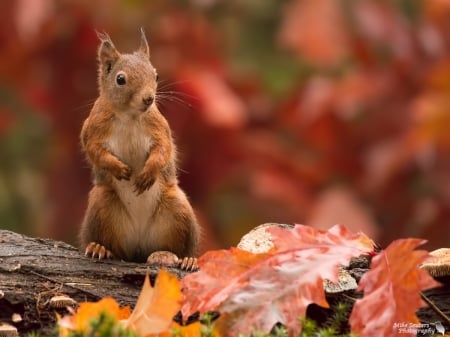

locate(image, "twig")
[[421, 291, 450, 325]]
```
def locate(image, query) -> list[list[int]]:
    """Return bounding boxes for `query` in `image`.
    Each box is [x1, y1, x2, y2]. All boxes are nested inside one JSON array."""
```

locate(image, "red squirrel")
[[79, 29, 200, 270]]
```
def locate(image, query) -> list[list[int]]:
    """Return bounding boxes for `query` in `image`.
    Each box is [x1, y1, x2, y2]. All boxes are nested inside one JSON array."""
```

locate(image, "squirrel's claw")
[[115, 164, 132, 181], [85, 242, 113, 260], [179, 257, 199, 271], [134, 172, 155, 195]]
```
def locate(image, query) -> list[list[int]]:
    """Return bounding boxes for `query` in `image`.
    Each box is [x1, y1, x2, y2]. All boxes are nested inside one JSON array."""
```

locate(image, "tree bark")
[[0, 230, 187, 335]]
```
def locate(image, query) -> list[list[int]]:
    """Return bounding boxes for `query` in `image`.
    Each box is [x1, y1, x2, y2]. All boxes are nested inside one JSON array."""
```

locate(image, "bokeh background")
[[1, 0, 450, 252]]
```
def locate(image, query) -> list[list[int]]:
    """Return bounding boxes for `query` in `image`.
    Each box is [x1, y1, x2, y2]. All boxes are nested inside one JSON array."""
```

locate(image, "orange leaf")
[[58, 297, 131, 333], [159, 322, 204, 337], [182, 224, 375, 336], [269, 223, 375, 252], [124, 269, 182, 336], [177, 68, 247, 128], [278, 0, 349, 66], [349, 238, 440, 337], [409, 93, 450, 149], [181, 248, 269, 316]]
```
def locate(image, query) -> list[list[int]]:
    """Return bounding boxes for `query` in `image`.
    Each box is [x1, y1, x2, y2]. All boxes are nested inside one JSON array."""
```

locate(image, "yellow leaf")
[[161, 321, 223, 337], [58, 297, 131, 335], [124, 269, 182, 336], [57, 312, 70, 337], [157, 322, 202, 337], [75, 298, 130, 330]]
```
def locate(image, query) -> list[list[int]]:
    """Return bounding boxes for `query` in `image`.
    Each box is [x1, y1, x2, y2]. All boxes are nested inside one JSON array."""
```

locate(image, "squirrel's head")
[[96, 28, 158, 114]]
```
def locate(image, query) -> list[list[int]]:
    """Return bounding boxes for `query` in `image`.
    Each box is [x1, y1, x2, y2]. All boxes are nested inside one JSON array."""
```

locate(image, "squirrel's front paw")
[[134, 170, 156, 194], [111, 162, 132, 181], [147, 251, 199, 271], [85, 242, 113, 260]]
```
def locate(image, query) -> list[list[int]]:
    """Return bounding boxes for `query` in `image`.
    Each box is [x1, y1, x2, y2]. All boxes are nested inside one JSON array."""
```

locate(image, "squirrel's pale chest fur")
[[79, 29, 200, 267], [107, 113, 159, 243], [107, 113, 153, 170]]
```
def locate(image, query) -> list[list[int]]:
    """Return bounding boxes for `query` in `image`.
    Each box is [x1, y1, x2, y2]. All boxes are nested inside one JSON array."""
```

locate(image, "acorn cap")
[[420, 248, 450, 278]]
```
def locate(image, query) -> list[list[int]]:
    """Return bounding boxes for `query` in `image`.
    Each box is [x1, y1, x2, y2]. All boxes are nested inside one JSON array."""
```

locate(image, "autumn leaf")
[[182, 224, 375, 336], [349, 238, 440, 337], [278, 0, 349, 66], [177, 67, 247, 128], [58, 297, 131, 335], [59, 270, 181, 337], [159, 322, 203, 337], [409, 92, 450, 150], [124, 269, 182, 337], [269, 223, 375, 252]]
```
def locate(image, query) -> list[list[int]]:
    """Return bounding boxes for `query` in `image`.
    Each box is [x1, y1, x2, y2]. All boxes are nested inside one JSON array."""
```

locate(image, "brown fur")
[[79, 30, 199, 263]]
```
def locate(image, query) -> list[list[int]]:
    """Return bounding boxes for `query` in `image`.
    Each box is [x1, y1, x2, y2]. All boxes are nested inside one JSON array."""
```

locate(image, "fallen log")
[[0, 230, 186, 335]]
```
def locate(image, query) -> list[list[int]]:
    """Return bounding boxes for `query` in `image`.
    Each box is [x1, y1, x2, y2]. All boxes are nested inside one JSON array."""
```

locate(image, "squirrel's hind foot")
[[85, 242, 113, 260], [147, 251, 198, 271]]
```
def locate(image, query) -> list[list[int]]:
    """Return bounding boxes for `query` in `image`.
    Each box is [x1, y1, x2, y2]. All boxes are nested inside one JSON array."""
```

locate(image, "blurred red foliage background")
[[1, 0, 450, 252]]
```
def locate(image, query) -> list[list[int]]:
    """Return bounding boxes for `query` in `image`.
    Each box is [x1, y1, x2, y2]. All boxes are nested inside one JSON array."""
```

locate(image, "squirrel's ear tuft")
[[138, 27, 150, 58], [96, 30, 120, 74], [96, 30, 111, 42]]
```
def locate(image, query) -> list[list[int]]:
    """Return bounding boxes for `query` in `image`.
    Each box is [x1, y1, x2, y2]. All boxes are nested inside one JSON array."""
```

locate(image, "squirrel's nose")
[[143, 95, 154, 106]]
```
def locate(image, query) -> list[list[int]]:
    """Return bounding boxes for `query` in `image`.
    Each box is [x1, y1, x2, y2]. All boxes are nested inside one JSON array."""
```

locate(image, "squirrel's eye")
[[116, 73, 126, 85]]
